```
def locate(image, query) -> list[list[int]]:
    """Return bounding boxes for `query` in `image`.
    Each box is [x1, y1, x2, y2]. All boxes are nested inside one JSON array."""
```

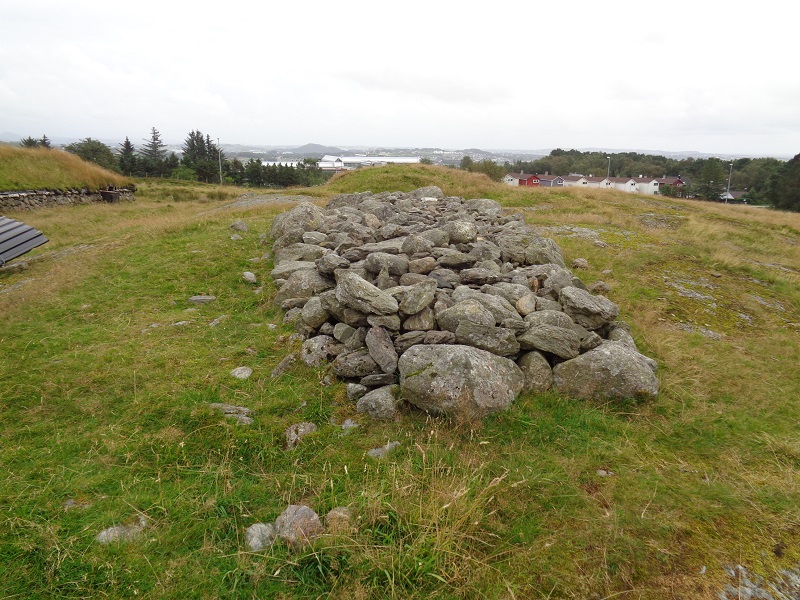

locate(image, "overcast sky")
[[2, 0, 797, 157]]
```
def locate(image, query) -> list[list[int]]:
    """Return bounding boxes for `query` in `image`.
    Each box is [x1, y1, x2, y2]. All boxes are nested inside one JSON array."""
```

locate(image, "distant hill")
[[290, 143, 345, 156]]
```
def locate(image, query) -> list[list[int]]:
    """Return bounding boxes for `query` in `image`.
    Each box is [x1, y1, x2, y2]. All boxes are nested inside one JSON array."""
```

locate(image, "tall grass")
[[0, 146, 133, 191]]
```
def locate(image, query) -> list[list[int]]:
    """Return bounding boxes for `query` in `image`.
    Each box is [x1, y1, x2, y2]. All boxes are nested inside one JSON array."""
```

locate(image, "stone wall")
[[0, 188, 135, 211]]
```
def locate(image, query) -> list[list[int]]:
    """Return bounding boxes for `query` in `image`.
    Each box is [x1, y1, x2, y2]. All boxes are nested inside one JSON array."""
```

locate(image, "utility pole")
[[725, 162, 733, 203], [217, 138, 223, 185], [606, 156, 611, 179]]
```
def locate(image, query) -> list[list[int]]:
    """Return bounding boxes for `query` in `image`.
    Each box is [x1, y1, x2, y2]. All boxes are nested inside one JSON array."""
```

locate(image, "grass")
[[0, 146, 134, 191], [1, 165, 800, 598]]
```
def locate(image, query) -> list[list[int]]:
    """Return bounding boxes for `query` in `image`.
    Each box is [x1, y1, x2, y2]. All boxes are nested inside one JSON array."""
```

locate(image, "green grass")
[[1, 167, 800, 598]]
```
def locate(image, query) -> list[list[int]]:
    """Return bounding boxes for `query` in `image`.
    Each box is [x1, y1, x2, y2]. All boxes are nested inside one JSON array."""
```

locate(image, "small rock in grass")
[[243, 271, 257, 284], [325, 507, 354, 535], [230, 366, 253, 380], [245, 522, 276, 552], [341, 418, 359, 431], [285, 422, 318, 449], [367, 441, 400, 459], [571, 258, 589, 269], [274, 505, 324, 547], [271, 352, 298, 377], [96, 515, 147, 544], [230, 219, 248, 232], [230, 233, 243, 241], [189, 295, 216, 304], [209, 403, 254, 425], [209, 314, 229, 327]]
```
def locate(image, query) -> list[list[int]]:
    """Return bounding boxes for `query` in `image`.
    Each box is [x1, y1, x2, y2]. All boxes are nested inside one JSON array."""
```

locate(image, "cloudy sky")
[[2, 0, 797, 157]]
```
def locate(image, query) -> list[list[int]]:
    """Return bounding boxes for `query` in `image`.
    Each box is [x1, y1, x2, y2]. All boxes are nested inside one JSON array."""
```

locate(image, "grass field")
[[1, 165, 799, 599]]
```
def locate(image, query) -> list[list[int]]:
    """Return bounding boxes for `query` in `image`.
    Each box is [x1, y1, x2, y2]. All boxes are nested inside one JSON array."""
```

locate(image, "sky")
[[1, 0, 798, 157]]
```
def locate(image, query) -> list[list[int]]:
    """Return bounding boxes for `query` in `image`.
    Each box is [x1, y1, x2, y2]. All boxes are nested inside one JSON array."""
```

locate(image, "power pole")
[[218, 138, 223, 185]]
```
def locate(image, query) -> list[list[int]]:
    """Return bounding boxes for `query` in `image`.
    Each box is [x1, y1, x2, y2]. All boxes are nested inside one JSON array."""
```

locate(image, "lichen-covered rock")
[[270, 202, 326, 240], [517, 324, 582, 359], [335, 271, 399, 315], [274, 505, 324, 547], [399, 344, 524, 421], [365, 326, 399, 374], [517, 351, 553, 393], [356, 385, 400, 419], [552, 341, 659, 401], [559, 286, 620, 331], [245, 522, 276, 552]]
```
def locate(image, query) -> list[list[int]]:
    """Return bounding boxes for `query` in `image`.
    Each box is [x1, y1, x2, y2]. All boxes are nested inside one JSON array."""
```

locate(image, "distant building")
[[317, 155, 421, 171], [503, 172, 540, 186]]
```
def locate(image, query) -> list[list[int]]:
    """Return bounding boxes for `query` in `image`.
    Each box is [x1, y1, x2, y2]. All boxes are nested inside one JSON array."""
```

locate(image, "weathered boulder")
[[454, 322, 520, 356], [335, 272, 399, 315], [559, 286, 619, 331], [436, 299, 495, 332], [398, 344, 524, 421], [365, 326, 399, 374], [517, 324, 581, 359], [271, 202, 326, 240], [356, 385, 400, 420], [552, 341, 659, 401], [517, 351, 553, 393]]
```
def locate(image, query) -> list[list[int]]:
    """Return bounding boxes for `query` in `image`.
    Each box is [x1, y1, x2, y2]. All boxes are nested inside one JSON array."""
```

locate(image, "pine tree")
[[118, 137, 138, 175], [19, 136, 40, 148], [766, 153, 800, 212], [140, 127, 167, 176], [39, 135, 51, 149]]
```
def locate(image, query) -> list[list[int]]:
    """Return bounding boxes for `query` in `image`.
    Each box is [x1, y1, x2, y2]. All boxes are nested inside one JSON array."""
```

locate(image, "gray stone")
[[412, 185, 444, 198], [276, 243, 329, 264], [393, 331, 427, 354], [230, 219, 248, 232], [333, 322, 356, 342], [210, 403, 254, 425], [408, 257, 438, 274], [401, 234, 435, 255], [245, 522, 276, 552], [360, 373, 397, 386], [271, 353, 298, 377], [365, 327, 399, 374], [423, 330, 456, 345], [275, 270, 333, 305], [517, 351, 553, 393], [301, 335, 342, 367], [316, 253, 350, 275], [399, 344, 524, 422], [270, 202, 326, 240], [552, 341, 659, 401], [459, 268, 502, 285], [301, 296, 330, 330], [367, 440, 401, 458], [445, 221, 478, 244], [335, 272, 399, 315], [402, 307, 436, 331], [271, 260, 317, 279], [274, 505, 324, 547], [189, 295, 216, 304], [399, 279, 437, 315], [437, 252, 477, 270], [559, 286, 620, 331], [365, 252, 409, 276], [346, 383, 368, 400], [451, 287, 519, 323], [591, 280, 612, 294], [454, 322, 520, 356], [332, 348, 382, 378], [523, 310, 575, 329], [230, 366, 253, 380], [366, 313, 402, 331], [464, 198, 503, 217], [436, 299, 495, 332], [571, 258, 589, 270], [324, 507, 353, 534], [606, 325, 637, 350], [517, 324, 581, 359], [96, 516, 148, 544], [285, 422, 318, 449], [356, 385, 400, 419]]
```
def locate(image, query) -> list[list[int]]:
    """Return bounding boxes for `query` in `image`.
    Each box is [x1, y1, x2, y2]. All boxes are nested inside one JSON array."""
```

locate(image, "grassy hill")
[[1, 166, 799, 598], [0, 146, 133, 192]]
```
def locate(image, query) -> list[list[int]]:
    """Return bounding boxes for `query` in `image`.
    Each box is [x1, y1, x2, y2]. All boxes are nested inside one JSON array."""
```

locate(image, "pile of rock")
[[269, 186, 658, 422]]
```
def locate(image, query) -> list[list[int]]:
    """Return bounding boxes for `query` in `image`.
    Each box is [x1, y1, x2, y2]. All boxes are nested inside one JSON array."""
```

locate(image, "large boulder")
[[559, 286, 619, 331], [552, 341, 659, 401], [398, 344, 524, 421], [335, 271, 399, 315], [271, 202, 326, 240]]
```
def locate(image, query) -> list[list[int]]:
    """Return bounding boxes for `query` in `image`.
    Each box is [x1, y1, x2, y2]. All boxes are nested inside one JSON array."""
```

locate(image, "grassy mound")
[[0, 146, 133, 192], [1, 172, 799, 598]]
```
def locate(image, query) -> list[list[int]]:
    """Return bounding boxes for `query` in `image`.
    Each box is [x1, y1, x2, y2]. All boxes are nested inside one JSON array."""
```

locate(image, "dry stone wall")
[[269, 186, 659, 422], [0, 188, 135, 211]]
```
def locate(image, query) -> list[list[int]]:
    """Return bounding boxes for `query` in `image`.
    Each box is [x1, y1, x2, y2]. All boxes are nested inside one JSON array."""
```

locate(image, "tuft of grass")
[[0, 146, 133, 191]]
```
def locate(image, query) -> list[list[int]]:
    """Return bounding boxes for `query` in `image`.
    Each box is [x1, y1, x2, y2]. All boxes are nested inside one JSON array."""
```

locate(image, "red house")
[[504, 172, 540, 187]]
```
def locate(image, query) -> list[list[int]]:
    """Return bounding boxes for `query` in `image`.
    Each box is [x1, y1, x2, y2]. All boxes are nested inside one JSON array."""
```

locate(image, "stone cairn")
[[269, 186, 658, 423]]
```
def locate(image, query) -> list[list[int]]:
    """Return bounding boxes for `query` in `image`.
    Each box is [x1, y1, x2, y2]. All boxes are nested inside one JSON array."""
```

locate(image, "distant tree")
[[19, 136, 41, 148], [659, 184, 679, 198], [64, 138, 118, 171], [693, 158, 727, 200], [140, 127, 167, 176], [460, 155, 474, 171], [39, 135, 51, 149], [765, 153, 800, 212], [227, 158, 245, 185], [244, 158, 264, 186], [181, 130, 222, 183], [420, 157, 433, 165], [171, 165, 198, 181], [117, 137, 139, 175]]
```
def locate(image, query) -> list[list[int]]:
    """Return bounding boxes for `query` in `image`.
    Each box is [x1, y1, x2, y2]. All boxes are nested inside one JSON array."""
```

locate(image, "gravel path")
[[222, 193, 322, 210]]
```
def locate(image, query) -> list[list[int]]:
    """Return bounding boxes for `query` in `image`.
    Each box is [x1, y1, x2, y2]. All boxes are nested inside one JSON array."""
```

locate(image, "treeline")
[[19, 128, 331, 189], [502, 148, 786, 203]]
